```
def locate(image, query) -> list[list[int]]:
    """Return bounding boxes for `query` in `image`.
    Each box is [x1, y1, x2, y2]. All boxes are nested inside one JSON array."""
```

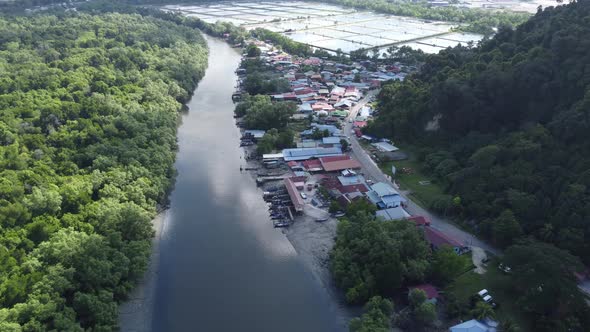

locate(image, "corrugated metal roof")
[[371, 182, 400, 197], [322, 137, 341, 144], [376, 207, 410, 221], [284, 177, 304, 212], [337, 175, 364, 186], [372, 142, 399, 152], [320, 156, 361, 172], [282, 147, 342, 161]]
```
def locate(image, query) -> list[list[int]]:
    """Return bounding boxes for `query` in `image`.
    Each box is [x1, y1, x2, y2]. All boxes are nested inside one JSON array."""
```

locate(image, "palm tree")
[[471, 301, 495, 320], [500, 319, 521, 332]]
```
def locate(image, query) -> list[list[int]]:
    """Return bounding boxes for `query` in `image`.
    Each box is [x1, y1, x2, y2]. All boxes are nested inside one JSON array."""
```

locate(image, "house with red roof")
[[319, 155, 362, 172], [407, 215, 431, 226], [424, 226, 469, 255], [284, 176, 305, 213], [353, 121, 367, 128], [301, 159, 323, 172], [410, 284, 439, 304]]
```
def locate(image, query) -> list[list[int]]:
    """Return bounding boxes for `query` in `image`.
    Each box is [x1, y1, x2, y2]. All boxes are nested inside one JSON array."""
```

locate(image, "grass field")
[[446, 258, 531, 331], [379, 158, 446, 209]]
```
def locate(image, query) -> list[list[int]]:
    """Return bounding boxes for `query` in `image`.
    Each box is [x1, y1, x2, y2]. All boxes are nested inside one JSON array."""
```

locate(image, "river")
[[149, 36, 342, 332]]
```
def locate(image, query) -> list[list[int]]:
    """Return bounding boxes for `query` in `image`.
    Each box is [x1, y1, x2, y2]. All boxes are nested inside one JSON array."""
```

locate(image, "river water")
[[151, 36, 340, 331]]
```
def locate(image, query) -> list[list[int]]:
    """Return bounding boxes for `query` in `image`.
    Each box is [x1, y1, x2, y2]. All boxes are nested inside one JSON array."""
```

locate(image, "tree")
[[408, 288, 427, 308], [0, 13, 210, 330], [430, 245, 466, 284], [414, 302, 437, 326], [504, 240, 588, 330], [245, 44, 261, 57], [329, 200, 341, 214], [471, 301, 495, 320], [340, 139, 350, 151], [346, 199, 376, 216], [491, 210, 522, 247], [331, 213, 430, 304], [349, 296, 393, 332], [500, 319, 521, 332]]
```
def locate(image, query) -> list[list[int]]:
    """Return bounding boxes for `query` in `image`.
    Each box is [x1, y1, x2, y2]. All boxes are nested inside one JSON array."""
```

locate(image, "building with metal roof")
[[282, 147, 342, 161], [449, 319, 498, 332], [372, 141, 399, 152], [318, 155, 361, 172], [322, 137, 341, 145], [284, 177, 305, 213], [337, 174, 365, 186], [376, 206, 410, 221], [367, 182, 406, 208]]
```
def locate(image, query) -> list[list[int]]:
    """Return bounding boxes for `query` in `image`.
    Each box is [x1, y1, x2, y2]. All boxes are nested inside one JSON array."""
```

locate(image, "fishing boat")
[[273, 220, 290, 228]]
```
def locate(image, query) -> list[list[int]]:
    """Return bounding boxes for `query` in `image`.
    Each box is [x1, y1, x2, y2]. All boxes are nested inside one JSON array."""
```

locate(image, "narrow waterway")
[[151, 36, 341, 331]]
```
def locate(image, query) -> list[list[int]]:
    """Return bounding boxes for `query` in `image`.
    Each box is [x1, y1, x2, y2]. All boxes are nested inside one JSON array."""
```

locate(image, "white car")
[[300, 192, 307, 199], [477, 289, 497, 307]]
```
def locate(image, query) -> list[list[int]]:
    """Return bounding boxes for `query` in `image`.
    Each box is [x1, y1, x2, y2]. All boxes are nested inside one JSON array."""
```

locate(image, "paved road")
[[344, 92, 499, 255]]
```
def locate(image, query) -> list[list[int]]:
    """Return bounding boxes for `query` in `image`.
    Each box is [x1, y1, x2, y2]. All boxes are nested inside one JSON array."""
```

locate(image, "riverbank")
[[283, 206, 359, 328], [240, 148, 355, 330], [118, 210, 167, 332]]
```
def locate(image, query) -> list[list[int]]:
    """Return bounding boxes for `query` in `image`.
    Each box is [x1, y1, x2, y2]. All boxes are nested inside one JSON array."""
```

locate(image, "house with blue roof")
[[449, 319, 498, 332], [282, 147, 342, 161], [367, 182, 406, 209]]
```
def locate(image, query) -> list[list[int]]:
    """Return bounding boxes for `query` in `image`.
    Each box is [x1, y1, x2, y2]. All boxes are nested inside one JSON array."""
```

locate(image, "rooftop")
[[410, 284, 439, 300], [319, 155, 361, 172], [284, 177, 305, 212], [372, 141, 399, 152], [449, 319, 498, 332], [282, 147, 342, 161], [376, 206, 410, 221], [424, 226, 464, 248], [371, 182, 400, 198], [407, 215, 431, 226]]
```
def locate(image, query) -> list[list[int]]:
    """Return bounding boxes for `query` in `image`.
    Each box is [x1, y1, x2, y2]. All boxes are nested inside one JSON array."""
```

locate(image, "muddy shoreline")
[[118, 211, 166, 332]]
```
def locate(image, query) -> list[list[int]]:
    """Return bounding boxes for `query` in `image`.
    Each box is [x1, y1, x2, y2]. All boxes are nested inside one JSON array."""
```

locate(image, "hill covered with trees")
[[0, 13, 208, 330], [365, 2, 590, 328], [368, 0, 590, 259]]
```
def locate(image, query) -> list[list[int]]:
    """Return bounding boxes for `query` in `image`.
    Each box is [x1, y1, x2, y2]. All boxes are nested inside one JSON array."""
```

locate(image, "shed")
[[371, 142, 399, 152], [284, 177, 305, 213], [376, 206, 410, 221]]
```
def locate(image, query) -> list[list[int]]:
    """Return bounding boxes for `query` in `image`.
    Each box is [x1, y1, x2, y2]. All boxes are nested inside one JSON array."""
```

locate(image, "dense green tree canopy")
[[331, 212, 430, 304], [0, 12, 208, 330], [348, 296, 393, 332], [504, 240, 589, 331], [367, 1, 590, 262]]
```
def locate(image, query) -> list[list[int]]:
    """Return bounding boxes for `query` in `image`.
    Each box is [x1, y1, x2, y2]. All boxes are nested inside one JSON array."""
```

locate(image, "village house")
[[424, 226, 469, 255], [366, 182, 406, 209], [449, 319, 499, 332], [410, 284, 440, 304]]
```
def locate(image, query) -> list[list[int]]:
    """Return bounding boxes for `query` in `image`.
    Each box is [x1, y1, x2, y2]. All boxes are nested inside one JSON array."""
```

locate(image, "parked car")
[[477, 289, 497, 307], [498, 263, 512, 274], [300, 192, 307, 199]]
